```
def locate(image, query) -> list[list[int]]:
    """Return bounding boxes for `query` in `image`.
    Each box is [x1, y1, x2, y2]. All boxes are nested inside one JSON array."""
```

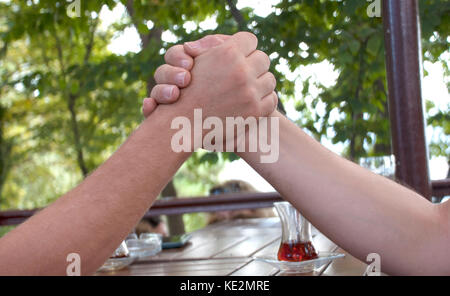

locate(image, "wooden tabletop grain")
[[96, 218, 370, 276]]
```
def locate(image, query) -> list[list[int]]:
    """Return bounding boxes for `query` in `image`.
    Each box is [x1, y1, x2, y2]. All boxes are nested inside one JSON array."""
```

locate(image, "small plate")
[[254, 252, 345, 273], [97, 256, 134, 272]]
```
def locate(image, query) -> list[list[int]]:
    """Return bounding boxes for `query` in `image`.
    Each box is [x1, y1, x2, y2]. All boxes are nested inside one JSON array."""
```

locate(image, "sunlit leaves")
[[0, 0, 448, 210]]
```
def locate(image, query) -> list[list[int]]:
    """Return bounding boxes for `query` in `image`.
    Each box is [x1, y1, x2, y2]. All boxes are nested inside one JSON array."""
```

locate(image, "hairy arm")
[[0, 106, 190, 275], [239, 111, 450, 275], [0, 32, 275, 276]]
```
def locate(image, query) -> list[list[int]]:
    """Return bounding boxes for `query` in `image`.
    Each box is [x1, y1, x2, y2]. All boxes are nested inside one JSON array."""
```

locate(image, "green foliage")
[[0, 226, 15, 238], [427, 101, 450, 157], [0, 0, 448, 214], [0, 0, 146, 206], [252, 0, 448, 160], [183, 212, 208, 233]]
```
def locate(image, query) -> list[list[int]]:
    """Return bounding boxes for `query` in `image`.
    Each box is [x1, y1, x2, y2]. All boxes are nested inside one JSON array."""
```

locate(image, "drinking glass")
[[124, 233, 163, 258], [274, 202, 318, 263], [139, 233, 163, 245]]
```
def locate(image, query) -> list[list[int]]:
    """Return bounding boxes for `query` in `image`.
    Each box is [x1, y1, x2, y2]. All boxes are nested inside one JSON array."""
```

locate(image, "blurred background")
[[0, 0, 448, 236]]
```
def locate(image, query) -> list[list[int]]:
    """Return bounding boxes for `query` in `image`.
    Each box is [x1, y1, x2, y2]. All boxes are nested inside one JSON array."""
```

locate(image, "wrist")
[[141, 104, 193, 161], [236, 110, 283, 164]]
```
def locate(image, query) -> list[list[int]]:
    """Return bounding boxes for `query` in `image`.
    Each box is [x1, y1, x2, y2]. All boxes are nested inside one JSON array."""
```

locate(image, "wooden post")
[[382, 0, 432, 199]]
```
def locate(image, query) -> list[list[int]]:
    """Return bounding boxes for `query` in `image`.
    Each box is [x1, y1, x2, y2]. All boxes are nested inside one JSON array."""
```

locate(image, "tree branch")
[[226, 0, 246, 31], [52, 22, 94, 178], [125, 0, 162, 96], [68, 94, 88, 177], [349, 38, 369, 160], [53, 31, 67, 77], [0, 107, 13, 202], [83, 17, 100, 66]]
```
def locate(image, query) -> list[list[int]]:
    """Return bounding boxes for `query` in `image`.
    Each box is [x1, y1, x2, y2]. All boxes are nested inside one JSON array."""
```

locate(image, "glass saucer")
[[126, 237, 162, 259], [254, 252, 345, 273], [97, 256, 135, 272]]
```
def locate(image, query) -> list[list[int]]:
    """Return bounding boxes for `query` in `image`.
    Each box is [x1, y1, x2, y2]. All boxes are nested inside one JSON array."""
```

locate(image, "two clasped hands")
[[143, 32, 278, 123], [141, 32, 281, 159], [0, 33, 448, 276]]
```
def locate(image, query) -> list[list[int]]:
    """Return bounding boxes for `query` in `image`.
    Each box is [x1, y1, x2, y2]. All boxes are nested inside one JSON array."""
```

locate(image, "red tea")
[[278, 241, 318, 262]]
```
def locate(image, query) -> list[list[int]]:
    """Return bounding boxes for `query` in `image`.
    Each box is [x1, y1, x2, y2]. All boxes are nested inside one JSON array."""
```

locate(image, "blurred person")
[[207, 180, 275, 224], [135, 216, 168, 237]]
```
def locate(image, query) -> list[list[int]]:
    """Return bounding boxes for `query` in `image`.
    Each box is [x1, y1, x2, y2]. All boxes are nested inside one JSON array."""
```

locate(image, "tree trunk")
[[68, 95, 89, 178], [125, 0, 185, 235], [161, 180, 185, 235], [0, 107, 13, 205], [226, 0, 246, 31], [349, 39, 369, 161]]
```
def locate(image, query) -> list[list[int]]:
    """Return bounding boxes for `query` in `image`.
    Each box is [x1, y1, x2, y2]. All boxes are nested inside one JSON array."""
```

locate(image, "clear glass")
[[274, 202, 318, 264], [139, 232, 163, 245], [98, 256, 134, 272], [125, 233, 162, 259], [275, 202, 313, 244], [98, 241, 134, 272], [255, 252, 345, 274], [126, 233, 138, 240]]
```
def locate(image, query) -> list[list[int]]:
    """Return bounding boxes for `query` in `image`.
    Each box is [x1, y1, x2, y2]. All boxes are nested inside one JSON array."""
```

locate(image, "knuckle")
[[154, 64, 164, 76], [248, 32, 258, 43], [238, 31, 258, 45], [150, 85, 159, 99], [144, 98, 157, 112], [242, 86, 257, 102], [255, 49, 266, 59], [274, 94, 279, 109], [268, 72, 277, 89], [154, 64, 169, 82], [264, 53, 271, 69], [164, 45, 184, 64], [272, 92, 278, 107], [221, 42, 240, 58], [233, 64, 250, 86], [202, 35, 219, 45], [255, 50, 270, 69], [259, 92, 277, 116]]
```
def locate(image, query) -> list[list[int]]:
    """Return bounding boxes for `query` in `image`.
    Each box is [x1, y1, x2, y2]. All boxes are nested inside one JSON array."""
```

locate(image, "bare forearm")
[[240, 111, 449, 275], [0, 107, 190, 275]]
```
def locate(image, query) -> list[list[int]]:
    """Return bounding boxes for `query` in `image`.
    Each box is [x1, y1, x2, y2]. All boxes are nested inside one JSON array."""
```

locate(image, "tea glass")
[[274, 202, 318, 264]]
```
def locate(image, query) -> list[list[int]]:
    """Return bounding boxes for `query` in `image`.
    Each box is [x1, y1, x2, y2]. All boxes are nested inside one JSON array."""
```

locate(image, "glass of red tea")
[[274, 202, 318, 262]]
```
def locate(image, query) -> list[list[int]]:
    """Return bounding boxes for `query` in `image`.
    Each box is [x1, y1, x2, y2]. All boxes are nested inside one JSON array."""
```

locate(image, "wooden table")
[[96, 218, 370, 276]]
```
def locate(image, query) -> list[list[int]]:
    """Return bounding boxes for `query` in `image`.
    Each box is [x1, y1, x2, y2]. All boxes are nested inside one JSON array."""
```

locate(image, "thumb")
[[184, 34, 230, 57]]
